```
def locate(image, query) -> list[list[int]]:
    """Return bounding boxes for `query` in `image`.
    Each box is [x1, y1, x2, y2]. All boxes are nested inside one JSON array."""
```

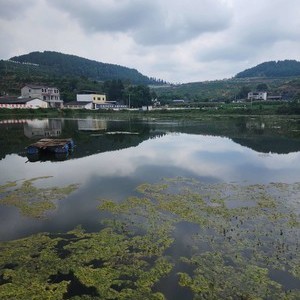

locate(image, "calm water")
[[0, 115, 300, 299], [0, 115, 300, 241]]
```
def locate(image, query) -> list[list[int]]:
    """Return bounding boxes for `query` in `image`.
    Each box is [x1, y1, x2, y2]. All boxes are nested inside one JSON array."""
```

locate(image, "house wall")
[[21, 86, 61, 102], [0, 98, 48, 109], [64, 102, 93, 109], [85, 103, 93, 109], [92, 94, 106, 104], [76, 94, 92, 102], [0, 103, 27, 109], [77, 94, 106, 103], [21, 86, 42, 99], [26, 99, 48, 109], [248, 92, 267, 101]]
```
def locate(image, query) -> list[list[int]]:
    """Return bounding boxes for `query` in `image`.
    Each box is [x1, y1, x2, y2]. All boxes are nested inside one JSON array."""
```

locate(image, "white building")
[[0, 97, 48, 109], [21, 85, 63, 108], [64, 101, 93, 110], [68, 93, 127, 110], [76, 93, 108, 109], [247, 92, 268, 101], [76, 94, 106, 103]]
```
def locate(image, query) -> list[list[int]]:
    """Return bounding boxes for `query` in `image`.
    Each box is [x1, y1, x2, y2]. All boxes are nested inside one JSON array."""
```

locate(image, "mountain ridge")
[[235, 60, 300, 78], [1, 52, 300, 102], [8, 51, 161, 85]]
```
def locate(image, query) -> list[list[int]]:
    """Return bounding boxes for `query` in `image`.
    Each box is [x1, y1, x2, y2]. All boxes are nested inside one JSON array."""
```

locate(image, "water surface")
[[0, 115, 299, 299]]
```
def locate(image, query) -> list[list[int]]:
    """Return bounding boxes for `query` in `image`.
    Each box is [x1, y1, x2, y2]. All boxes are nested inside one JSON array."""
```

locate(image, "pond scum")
[[0, 176, 79, 218], [0, 177, 299, 299]]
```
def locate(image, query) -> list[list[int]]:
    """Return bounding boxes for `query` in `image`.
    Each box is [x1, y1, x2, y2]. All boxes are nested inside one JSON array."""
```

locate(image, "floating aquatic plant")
[[0, 177, 299, 299], [0, 176, 79, 218], [99, 178, 300, 298], [0, 224, 173, 299]]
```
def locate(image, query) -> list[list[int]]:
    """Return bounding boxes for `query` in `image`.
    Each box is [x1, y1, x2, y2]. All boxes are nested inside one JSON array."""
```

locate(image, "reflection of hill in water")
[[23, 132, 166, 162], [0, 123, 27, 160], [231, 136, 300, 154], [0, 117, 300, 161], [70, 131, 165, 159], [154, 117, 300, 154]]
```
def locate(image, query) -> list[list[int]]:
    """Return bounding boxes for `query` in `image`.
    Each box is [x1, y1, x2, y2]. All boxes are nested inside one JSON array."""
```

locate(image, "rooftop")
[[23, 84, 58, 89], [0, 97, 41, 104]]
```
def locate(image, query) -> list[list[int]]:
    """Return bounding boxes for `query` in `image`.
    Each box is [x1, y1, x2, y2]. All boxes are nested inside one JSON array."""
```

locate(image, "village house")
[[65, 93, 126, 110], [247, 92, 268, 101], [247, 91, 282, 101], [63, 94, 105, 109], [21, 85, 63, 108], [77, 93, 115, 109], [0, 96, 48, 109]]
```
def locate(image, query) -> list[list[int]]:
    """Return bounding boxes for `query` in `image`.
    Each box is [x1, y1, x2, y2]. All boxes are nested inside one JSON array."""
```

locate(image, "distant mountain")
[[235, 60, 300, 78], [8, 51, 159, 84]]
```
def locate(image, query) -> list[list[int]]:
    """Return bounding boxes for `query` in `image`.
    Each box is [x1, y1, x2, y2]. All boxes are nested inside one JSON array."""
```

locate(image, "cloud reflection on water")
[[1, 133, 300, 186], [1, 132, 300, 241]]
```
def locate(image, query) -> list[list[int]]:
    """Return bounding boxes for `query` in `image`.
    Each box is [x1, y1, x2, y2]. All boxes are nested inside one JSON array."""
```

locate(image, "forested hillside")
[[6, 51, 160, 84], [154, 77, 300, 104], [235, 60, 300, 78], [1, 52, 300, 104], [0, 52, 158, 105]]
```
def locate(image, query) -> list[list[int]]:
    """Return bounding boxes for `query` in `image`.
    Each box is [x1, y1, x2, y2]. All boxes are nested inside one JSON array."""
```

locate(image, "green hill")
[[153, 76, 300, 103], [6, 51, 158, 84], [235, 60, 300, 78], [1, 52, 300, 104]]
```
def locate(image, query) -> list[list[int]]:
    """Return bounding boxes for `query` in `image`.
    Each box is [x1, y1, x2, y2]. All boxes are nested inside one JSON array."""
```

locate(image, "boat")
[[26, 138, 75, 155]]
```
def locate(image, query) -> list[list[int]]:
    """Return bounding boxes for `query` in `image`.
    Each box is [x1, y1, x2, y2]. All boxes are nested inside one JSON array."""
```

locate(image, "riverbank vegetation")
[[1, 100, 300, 120]]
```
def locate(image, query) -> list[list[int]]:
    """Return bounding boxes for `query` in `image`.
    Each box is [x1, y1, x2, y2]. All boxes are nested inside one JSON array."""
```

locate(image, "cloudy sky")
[[1, 0, 300, 83]]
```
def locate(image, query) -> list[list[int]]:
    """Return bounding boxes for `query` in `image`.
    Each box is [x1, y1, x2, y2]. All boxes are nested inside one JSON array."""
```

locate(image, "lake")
[[0, 114, 300, 299]]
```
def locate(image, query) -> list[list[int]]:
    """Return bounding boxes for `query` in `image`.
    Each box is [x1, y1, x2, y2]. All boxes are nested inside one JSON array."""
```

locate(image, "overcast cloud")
[[0, 0, 299, 83]]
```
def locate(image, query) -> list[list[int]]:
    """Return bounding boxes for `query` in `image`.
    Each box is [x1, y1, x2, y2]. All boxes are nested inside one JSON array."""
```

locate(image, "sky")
[[0, 0, 300, 83]]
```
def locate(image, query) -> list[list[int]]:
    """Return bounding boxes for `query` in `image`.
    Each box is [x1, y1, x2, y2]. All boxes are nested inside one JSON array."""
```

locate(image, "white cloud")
[[0, 0, 35, 19], [47, 0, 232, 45], [47, 0, 157, 33]]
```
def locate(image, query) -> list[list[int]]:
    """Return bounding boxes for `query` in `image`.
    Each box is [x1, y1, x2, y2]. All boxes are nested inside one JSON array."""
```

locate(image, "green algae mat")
[[0, 177, 300, 299], [0, 176, 79, 218]]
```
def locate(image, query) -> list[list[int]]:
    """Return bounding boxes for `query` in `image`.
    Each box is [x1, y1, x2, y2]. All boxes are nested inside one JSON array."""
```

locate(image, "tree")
[[126, 85, 152, 108], [256, 83, 268, 91], [237, 86, 251, 99], [103, 80, 125, 102]]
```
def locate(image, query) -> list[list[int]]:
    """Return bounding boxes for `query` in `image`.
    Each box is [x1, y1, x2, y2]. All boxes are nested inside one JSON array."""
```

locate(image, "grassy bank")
[[0, 101, 300, 120]]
